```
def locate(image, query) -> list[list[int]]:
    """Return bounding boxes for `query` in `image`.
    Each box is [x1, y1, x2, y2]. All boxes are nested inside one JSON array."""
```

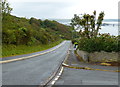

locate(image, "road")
[[54, 67, 118, 87], [2, 41, 71, 86], [54, 46, 119, 87]]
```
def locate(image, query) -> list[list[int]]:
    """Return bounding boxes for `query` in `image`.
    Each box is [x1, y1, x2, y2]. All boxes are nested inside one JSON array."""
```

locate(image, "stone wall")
[[77, 50, 119, 62], [76, 50, 89, 62]]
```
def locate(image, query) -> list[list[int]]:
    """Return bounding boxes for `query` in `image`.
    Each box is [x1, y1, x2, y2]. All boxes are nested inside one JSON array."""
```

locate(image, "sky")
[[8, 0, 119, 19]]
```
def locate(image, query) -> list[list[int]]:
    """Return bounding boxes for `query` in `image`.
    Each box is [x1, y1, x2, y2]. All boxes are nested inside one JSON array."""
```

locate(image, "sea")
[[51, 19, 119, 36]]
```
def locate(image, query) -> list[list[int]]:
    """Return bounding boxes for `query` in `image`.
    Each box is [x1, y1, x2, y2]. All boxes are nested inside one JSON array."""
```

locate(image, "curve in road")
[[2, 41, 71, 85]]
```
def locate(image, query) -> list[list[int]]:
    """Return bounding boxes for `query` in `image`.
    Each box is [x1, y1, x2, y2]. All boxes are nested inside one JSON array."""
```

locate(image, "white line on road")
[[50, 67, 64, 85], [0, 41, 66, 64]]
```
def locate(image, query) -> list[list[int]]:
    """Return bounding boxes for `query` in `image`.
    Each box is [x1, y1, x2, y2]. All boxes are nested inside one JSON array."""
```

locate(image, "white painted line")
[[51, 80, 56, 85], [50, 66, 64, 85], [59, 69, 63, 74], [58, 73, 61, 76], [56, 75, 60, 78], [62, 63, 69, 66], [54, 78, 58, 81], [1, 41, 66, 64]]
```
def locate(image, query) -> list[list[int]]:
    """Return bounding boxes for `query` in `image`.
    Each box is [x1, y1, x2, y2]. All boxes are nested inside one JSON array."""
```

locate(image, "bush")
[[78, 34, 119, 52], [2, 14, 72, 46], [2, 29, 16, 44], [43, 20, 57, 30]]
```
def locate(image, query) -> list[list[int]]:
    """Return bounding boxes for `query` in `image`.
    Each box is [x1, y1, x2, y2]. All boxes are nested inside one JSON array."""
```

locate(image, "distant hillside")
[[2, 14, 72, 45], [50, 19, 119, 25]]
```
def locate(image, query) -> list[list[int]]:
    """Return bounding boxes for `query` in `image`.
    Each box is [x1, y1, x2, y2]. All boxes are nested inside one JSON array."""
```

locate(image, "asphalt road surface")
[[2, 41, 71, 85], [55, 67, 118, 85], [54, 46, 119, 86]]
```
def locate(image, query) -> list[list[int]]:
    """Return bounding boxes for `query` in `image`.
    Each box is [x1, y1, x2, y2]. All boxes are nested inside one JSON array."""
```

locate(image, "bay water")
[[53, 19, 119, 36]]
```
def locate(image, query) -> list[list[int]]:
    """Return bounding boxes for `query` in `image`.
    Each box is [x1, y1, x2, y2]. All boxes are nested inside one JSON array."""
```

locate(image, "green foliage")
[[2, 0, 13, 16], [2, 29, 16, 44], [2, 39, 63, 57], [2, 13, 72, 45], [78, 34, 119, 52], [70, 11, 119, 53], [71, 11, 105, 38], [2, 0, 72, 57], [43, 20, 57, 30], [15, 27, 31, 45], [29, 17, 43, 27]]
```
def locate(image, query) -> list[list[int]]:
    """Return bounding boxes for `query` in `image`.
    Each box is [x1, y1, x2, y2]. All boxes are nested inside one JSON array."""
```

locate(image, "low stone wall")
[[76, 50, 89, 62], [77, 50, 119, 62]]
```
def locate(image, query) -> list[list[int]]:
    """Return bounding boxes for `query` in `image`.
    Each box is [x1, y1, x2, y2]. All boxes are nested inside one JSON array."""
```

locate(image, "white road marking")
[[50, 67, 64, 85], [1, 41, 66, 64]]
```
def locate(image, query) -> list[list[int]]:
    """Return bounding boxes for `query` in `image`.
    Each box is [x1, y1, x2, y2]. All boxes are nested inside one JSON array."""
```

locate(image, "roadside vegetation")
[[71, 11, 119, 52], [78, 34, 119, 53], [2, 0, 72, 57], [2, 40, 63, 57], [71, 11, 120, 65]]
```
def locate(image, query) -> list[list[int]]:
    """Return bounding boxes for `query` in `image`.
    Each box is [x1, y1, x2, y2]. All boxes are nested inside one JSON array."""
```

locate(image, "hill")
[[2, 14, 72, 57], [2, 14, 72, 45]]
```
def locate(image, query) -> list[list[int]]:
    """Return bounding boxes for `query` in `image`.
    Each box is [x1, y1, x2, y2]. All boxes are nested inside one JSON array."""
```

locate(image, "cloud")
[[10, 1, 75, 19], [9, 0, 119, 19]]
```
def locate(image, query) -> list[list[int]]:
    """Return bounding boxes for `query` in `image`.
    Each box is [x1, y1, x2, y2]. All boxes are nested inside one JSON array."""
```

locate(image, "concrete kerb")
[[62, 63, 120, 72], [62, 49, 120, 73], [39, 60, 63, 87], [0, 41, 66, 64]]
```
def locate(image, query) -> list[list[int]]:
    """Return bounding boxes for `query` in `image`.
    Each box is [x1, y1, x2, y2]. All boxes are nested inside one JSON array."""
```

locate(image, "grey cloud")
[[11, 1, 73, 18]]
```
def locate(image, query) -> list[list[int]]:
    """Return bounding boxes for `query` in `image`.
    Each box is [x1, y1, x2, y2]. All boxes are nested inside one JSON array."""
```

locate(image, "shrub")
[[78, 34, 119, 52], [2, 14, 72, 46], [2, 29, 16, 44]]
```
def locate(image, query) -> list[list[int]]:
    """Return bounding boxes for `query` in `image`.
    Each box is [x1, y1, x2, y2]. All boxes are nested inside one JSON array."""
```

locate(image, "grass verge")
[[2, 39, 63, 58]]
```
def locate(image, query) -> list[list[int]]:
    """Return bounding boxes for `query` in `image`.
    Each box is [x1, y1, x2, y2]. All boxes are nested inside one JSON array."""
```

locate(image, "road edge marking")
[[0, 41, 66, 64], [39, 43, 71, 87], [50, 66, 64, 86], [46, 48, 71, 87]]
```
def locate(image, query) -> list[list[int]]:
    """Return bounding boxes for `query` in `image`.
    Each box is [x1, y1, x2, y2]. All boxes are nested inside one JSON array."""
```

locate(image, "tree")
[[70, 11, 105, 38], [2, 0, 13, 15]]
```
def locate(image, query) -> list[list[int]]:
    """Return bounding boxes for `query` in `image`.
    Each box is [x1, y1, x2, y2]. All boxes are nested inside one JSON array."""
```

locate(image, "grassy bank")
[[2, 40, 63, 58]]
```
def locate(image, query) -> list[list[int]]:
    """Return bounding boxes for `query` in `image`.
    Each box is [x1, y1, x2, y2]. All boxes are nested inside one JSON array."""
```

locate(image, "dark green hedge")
[[78, 34, 119, 52]]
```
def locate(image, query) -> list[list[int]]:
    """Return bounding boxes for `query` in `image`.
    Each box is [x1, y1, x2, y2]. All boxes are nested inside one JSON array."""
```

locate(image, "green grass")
[[2, 40, 63, 58]]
